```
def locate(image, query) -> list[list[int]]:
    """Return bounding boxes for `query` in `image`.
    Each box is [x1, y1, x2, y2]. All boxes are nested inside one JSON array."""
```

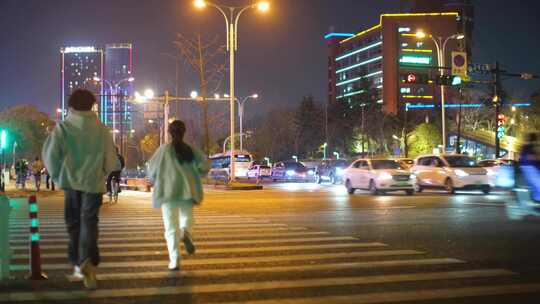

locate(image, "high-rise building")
[[60, 46, 103, 120], [103, 43, 134, 148], [326, 12, 462, 115]]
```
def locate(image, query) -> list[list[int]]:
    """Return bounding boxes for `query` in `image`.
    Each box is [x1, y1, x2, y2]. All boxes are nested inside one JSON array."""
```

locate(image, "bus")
[[209, 152, 253, 180]]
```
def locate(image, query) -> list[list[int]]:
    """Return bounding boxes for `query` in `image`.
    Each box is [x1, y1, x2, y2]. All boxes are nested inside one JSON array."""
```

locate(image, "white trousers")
[[161, 201, 194, 264]]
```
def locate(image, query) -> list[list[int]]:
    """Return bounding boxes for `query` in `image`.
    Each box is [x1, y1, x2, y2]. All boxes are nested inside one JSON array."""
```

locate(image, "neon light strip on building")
[[324, 33, 354, 39], [336, 70, 382, 87], [336, 56, 382, 74], [340, 12, 459, 44], [336, 90, 366, 99], [336, 41, 382, 61], [401, 48, 432, 53]]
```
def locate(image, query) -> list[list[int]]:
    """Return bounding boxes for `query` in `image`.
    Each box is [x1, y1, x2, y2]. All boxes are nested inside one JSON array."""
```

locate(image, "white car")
[[411, 155, 490, 194], [343, 159, 415, 195], [246, 164, 272, 180], [478, 159, 515, 188]]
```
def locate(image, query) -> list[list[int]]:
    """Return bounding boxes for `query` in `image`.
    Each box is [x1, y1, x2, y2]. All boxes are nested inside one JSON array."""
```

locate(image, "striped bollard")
[[27, 195, 47, 280], [0, 195, 11, 280]]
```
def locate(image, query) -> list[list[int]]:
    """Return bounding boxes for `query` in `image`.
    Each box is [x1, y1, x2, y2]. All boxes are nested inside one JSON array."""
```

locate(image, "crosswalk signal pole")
[[493, 61, 502, 159]]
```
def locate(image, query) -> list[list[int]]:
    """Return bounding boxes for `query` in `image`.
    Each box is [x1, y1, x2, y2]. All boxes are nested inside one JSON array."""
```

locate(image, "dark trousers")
[[64, 189, 102, 266], [46, 175, 55, 190]]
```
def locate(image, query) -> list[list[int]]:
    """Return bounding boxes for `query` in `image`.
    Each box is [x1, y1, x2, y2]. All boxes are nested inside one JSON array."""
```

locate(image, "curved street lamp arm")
[[234, 5, 255, 50], [206, 2, 231, 51]]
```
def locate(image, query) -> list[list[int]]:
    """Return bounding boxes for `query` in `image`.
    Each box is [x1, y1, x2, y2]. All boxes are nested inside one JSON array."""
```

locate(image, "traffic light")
[[0, 130, 6, 150], [400, 72, 430, 84], [496, 114, 506, 139], [435, 75, 462, 86]]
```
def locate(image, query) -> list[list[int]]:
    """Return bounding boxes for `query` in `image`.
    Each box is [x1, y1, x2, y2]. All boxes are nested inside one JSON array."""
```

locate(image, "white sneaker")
[[80, 259, 98, 290], [66, 266, 84, 282], [168, 257, 181, 271]]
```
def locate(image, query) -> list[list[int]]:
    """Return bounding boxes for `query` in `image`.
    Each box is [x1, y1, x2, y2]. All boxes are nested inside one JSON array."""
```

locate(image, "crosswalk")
[[3, 194, 540, 303]]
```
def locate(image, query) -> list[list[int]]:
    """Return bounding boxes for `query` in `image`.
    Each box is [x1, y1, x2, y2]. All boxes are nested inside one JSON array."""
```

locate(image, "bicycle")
[[109, 175, 120, 204]]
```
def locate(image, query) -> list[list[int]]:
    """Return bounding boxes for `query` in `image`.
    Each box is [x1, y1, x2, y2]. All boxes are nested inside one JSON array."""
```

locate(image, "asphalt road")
[[2, 183, 540, 303]]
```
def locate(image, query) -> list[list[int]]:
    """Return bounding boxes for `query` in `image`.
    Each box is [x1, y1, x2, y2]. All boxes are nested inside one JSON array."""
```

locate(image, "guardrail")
[[0, 195, 12, 280]]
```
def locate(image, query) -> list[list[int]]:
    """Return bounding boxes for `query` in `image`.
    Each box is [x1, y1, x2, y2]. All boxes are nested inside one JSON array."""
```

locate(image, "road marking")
[[13, 242, 387, 259], [11, 250, 424, 271], [91, 258, 466, 280], [8, 223, 289, 230], [10, 236, 361, 249], [0, 269, 515, 302], [9, 230, 325, 241], [8, 226, 309, 238], [218, 283, 540, 304]]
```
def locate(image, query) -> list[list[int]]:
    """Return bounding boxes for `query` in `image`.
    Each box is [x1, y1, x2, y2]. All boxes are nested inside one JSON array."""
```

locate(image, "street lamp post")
[[237, 94, 259, 151], [416, 31, 464, 152], [195, 0, 269, 182]]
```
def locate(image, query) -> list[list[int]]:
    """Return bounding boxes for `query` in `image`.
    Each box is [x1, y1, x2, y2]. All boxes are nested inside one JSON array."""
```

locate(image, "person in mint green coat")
[[147, 120, 209, 270], [42, 89, 119, 290]]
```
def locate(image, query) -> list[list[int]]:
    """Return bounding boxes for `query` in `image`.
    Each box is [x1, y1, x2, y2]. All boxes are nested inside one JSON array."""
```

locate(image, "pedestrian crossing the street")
[[3, 195, 540, 303]]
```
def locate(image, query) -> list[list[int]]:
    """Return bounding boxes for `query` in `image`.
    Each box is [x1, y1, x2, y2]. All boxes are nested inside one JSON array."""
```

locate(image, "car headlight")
[[286, 170, 295, 176], [410, 173, 417, 180], [379, 172, 393, 180], [486, 169, 495, 176], [454, 169, 469, 177], [335, 168, 344, 175], [307, 170, 315, 175]]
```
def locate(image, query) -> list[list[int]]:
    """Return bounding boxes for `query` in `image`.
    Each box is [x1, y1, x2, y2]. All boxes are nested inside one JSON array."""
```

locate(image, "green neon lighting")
[[336, 41, 382, 62], [30, 218, 39, 227], [399, 55, 432, 65], [31, 233, 40, 241], [0, 130, 6, 150], [29, 204, 38, 213], [336, 70, 382, 87], [336, 56, 383, 74]]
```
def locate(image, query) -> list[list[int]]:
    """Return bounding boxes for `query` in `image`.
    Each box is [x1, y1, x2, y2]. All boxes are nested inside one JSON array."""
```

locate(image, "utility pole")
[[493, 61, 502, 158]]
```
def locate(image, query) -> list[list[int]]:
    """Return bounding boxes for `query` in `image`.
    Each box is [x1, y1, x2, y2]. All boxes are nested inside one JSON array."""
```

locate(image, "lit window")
[[401, 43, 408, 47], [416, 42, 423, 48]]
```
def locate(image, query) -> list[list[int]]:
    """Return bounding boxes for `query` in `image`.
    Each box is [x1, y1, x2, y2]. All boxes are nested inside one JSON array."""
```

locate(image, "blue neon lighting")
[[336, 56, 383, 74], [405, 103, 531, 109], [336, 70, 382, 87], [324, 33, 354, 39], [336, 41, 383, 62]]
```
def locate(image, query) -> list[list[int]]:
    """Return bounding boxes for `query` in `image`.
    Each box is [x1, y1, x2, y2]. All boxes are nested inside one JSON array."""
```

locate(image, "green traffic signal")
[[0, 130, 6, 150]]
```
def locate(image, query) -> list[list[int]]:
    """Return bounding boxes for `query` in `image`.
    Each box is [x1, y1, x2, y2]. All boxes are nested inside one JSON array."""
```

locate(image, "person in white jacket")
[[42, 89, 119, 290], [148, 120, 209, 270]]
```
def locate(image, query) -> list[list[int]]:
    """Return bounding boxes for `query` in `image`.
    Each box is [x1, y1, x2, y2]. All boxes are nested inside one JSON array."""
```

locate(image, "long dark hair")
[[168, 120, 194, 164]]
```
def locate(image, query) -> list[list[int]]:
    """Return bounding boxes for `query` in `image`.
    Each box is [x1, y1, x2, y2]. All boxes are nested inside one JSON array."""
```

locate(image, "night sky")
[[1, 0, 540, 116]]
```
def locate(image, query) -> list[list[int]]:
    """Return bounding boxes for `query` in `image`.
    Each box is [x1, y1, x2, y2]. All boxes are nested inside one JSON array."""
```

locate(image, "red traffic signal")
[[407, 73, 416, 83], [401, 72, 429, 84], [497, 114, 506, 127]]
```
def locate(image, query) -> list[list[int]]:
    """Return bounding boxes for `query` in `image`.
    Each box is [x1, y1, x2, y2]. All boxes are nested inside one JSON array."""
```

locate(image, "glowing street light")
[[190, 91, 199, 99], [415, 29, 465, 151], [194, 0, 206, 8], [237, 93, 261, 151], [333, 152, 340, 160], [194, 0, 269, 182], [144, 89, 155, 99], [292, 155, 298, 162]]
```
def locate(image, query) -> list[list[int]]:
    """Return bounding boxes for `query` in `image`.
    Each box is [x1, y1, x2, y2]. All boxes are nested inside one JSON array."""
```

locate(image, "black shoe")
[[183, 231, 196, 255]]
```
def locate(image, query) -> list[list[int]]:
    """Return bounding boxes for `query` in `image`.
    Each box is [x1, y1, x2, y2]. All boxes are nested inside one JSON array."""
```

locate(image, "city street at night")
[[3, 185, 540, 303]]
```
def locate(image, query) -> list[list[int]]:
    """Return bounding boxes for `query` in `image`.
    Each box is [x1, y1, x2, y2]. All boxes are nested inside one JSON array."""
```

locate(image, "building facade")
[[104, 43, 134, 148], [326, 12, 462, 115], [60, 46, 103, 120]]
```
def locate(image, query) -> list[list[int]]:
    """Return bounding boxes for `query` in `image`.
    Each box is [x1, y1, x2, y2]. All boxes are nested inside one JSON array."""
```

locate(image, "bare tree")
[[174, 33, 226, 155]]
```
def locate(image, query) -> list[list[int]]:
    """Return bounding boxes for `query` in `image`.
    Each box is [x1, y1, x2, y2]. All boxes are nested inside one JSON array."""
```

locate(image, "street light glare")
[[214, 93, 220, 99], [194, 0, 206, 8], [190, 91, 199, 99], [144, 89, 155, 99], [252, 94, 259, 99], [93, 76, 101, 82], [455, 34, 465, 40], [257, 1, 270, 12], [415, 30, 426, 39], [128, 77, 135, 82]]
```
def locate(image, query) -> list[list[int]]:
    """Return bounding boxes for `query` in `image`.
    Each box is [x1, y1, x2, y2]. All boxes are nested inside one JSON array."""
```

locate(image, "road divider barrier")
[[0, 195, 12, 280], [27, 195, 47, 280]]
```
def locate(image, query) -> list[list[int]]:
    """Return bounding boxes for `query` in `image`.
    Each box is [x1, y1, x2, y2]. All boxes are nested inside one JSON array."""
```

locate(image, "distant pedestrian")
[[44, 168, 55, 191], [31, 157, 44, 191], [106, 146, 125, 198], [148, 120, 209, 271], [517, 132, 540, 201], [42, 89, 119, 290], [15, 159, 28, 189]]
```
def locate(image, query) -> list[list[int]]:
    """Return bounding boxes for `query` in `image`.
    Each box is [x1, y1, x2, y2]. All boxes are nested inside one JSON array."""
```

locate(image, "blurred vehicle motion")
[[509, 133, 540, 219], [315, 159, 349, 184], [478, 159, 515, 188]]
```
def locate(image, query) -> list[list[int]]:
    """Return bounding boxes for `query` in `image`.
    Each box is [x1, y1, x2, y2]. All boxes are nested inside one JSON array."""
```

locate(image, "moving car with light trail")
[[246, 164, 272, 180], [315, 159, 349, 184], [343, 159, 414, 195], [271, 161, 315, 182], [478, 159, 515, 188], [411, 154, 490, 194]]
